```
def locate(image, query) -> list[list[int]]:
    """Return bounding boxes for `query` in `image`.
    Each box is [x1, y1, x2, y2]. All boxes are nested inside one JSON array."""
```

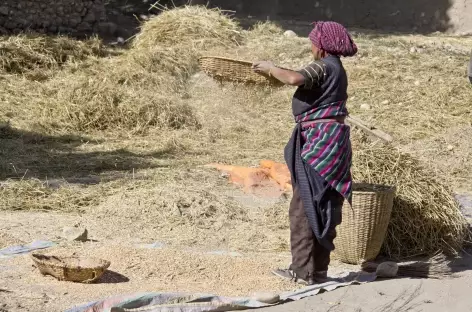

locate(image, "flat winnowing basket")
[[31, 253, 111, 283], [199, 56, 283, 86], [334, 183, 395, 265]]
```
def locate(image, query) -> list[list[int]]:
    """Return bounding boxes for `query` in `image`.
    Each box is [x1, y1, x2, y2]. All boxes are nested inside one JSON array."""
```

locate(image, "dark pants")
[[289, 185, 344, 280]]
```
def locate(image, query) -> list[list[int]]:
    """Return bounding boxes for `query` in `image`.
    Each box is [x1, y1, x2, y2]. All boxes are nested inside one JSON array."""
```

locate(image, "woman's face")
[[311, 44, 325, 60]]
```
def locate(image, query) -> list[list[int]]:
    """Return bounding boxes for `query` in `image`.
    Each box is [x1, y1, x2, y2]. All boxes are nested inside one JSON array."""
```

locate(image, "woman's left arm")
[[252, 61, 305, 86]]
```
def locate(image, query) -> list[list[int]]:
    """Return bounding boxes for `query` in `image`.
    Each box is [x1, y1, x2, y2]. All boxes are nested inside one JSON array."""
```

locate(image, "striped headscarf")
[[309, 21, 358, 57]]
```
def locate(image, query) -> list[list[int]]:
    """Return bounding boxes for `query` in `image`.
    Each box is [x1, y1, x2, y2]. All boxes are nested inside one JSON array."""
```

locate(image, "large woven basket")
[[31, 253, 110, 283], [334, 183, 395, 265], [199, 56, 283, 86]]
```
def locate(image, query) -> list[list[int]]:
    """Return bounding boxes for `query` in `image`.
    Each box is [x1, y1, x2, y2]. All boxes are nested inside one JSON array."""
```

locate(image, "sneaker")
[[272, 269, 314, 286]]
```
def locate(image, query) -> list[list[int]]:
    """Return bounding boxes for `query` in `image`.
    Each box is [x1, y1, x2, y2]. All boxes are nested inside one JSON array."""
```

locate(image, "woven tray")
[[199, 56, 283, 86], [334, 183, 395, 265], [31, 253, 111, 283]]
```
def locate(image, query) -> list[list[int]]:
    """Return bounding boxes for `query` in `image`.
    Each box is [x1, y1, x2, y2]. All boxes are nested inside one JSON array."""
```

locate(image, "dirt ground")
[[0, 208, 340, 312], [1, 203, 472, 311]]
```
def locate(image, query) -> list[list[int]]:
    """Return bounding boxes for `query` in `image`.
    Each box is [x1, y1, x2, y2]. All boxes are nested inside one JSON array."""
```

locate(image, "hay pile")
[[133, 5, 241, 51], [0, 35, 106, 76], [351, 132, 469, 258], [131, 5, 241, 83], [1, 6, 242, 134], [33, 66, 200, 134]]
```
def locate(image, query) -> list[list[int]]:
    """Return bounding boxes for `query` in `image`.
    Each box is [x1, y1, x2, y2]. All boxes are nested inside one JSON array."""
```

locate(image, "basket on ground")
[[31, 253, 110, 283], [199, 56, 283, 85], [334, 183, 395, 264]]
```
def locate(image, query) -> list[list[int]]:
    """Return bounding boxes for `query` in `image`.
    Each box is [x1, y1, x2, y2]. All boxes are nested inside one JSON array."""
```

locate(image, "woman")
[[252, 21, 357, 285]]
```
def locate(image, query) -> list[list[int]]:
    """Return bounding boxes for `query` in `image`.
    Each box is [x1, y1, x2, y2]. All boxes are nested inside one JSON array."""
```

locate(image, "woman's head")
[[309, 21, 357, 59]]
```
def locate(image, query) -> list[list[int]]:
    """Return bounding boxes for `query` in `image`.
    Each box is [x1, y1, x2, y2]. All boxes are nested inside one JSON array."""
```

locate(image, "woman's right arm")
[[252, 60, 326, 88]]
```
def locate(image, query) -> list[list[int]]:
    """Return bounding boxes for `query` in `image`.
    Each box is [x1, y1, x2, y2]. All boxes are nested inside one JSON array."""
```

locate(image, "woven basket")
[[199, 56, 283, 86], [31, 253, 110, 283], [334, 183, 395, 265]]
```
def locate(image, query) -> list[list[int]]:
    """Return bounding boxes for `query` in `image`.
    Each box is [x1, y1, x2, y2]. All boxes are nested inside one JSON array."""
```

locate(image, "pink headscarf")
[[309, 21, 358, 57]]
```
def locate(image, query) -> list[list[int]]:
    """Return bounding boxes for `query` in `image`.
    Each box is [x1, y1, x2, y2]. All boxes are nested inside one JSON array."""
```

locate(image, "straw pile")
[[351, 132, 469, 258], [133, 5, 241, 51], [0, 35, 106, 76], [131, 5, 241, 82], [30, 5, 242, 134], [33, 64, 200, 134], [1, 6, 242, 134]]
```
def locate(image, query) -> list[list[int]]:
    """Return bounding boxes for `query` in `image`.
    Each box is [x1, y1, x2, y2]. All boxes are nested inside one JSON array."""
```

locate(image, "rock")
[[83, 11, 96, 23], [376, 261, 399, 278], [69, 18, 81, 27], [0, 6, 9, 16], [77, 22, 92, 32], [251, 292, 280, 304], [414, 80, 421, 86], [117, 37, 125, 44], [62, 226, 88, 242], [5, 21, 18, 30], [447, 145, 454, 151], [98, 22, 117, 36], [360, 103, 371, 110], [139, 14, 149, 21], [283, 30, 297, 38], [381, 100, 389, 105], [76, 3, 84, 13], [58, 26, 69, 33]]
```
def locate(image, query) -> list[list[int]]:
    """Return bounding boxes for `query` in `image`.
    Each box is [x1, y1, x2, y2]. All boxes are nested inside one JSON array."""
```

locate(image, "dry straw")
[[351, 132, 469, 258], [0, 35, 106, 76], [133, 4, 242, 51], [29, 5, 241, 134], [362, 254, 454, 279]]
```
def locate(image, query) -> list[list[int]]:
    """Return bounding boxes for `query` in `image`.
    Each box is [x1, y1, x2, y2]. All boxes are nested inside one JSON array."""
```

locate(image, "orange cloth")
[[208, 161, 292, 197]]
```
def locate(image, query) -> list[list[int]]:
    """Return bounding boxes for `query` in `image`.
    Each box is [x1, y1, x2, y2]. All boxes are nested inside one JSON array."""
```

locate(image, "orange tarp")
[[208, 160, 292, 197]]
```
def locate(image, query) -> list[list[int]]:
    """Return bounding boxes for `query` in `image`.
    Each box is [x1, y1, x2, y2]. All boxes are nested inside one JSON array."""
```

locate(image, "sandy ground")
[[0, 207, 343, 312], [1, 197, 471, 312]]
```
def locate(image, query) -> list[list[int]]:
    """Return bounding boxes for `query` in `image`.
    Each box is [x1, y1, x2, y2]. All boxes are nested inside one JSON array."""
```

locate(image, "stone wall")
[[204, 0, 472, 34], [0, 0, 106, 36]]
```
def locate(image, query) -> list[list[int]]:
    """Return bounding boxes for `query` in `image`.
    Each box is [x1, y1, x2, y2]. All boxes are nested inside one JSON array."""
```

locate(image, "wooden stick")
[[346, 115, 393, 142]]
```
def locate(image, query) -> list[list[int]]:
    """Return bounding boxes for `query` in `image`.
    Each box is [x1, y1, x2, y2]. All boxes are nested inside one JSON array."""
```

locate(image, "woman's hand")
[[252, 61, 275, 75]]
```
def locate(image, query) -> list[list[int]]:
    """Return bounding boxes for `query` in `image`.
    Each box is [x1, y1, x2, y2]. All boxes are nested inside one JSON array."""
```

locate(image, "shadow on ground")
[[0, 125, 170, 185], [97, 270, 130, 284]]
